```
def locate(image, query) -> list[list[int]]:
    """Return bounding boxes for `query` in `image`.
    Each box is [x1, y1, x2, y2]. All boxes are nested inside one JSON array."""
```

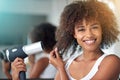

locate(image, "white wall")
[[48, 0, 67, 26], [113, 35, 120, 57], [113, 0, 120, 57], [48, 0, 76, 26]]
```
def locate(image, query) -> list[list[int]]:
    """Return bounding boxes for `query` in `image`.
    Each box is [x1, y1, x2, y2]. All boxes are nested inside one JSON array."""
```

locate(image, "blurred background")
[[0, 0, 120, 79]]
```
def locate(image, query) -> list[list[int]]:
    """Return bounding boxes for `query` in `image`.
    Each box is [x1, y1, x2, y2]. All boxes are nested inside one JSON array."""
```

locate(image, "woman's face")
[[74, 19, 102, 51]]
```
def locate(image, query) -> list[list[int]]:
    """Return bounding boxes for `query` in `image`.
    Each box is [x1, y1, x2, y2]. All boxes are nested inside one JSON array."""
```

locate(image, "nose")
[[85, 29, 94, 38]]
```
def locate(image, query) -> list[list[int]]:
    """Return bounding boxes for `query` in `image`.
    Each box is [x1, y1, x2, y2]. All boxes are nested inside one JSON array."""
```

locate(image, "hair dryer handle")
[[19, 71, 26, 80]]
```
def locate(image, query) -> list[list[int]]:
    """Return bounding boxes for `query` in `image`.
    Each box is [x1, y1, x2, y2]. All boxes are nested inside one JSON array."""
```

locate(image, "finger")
[[18, 67, 26, 72], [17, 58, 24, 63], [16, 63, 26, 71], [50, 49, 54, 56], [49, 50, 56, 64], [17, 64, 26, 68], [14, 57, 20, 62], [50, 49, 56, 58], [54, 47, 60, 58], [16, 62, 25, 67], [49, 60, 51, 64], [14, 57, 24, 63]]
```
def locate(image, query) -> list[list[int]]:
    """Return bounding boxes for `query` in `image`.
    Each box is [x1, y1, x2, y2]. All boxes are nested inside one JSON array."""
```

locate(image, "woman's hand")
[[49, 48, 69, 80], [49, 48, 65, 70], [11, 57, 26, 80]]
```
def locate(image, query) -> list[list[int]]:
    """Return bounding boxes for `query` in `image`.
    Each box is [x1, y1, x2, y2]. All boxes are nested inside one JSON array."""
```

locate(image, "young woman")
[[49, 0, 120, 80]]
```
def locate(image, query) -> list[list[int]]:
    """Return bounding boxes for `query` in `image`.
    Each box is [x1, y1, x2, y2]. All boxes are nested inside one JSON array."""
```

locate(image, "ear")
[[73, 33, 77, 39]]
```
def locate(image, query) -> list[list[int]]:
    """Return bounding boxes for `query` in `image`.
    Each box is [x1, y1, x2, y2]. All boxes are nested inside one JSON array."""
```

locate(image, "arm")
[[28, 54, 35, 74], [92, 54, 120, 80], [29, 57, 49, 78], [11, 58, 26, 80], [49, 48, 69, 80], [2, 61, 12, 79], [54, 67, 69, 80]]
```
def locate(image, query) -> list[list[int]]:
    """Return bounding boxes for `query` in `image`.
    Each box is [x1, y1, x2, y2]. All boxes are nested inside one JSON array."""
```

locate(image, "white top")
[[35, 52, 57, 79], [35, 51, 49, 62], [65, 53, 108, 80]]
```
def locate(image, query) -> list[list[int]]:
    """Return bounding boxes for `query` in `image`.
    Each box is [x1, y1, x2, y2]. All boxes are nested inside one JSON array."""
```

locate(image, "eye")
[[75, 25, 85, 32], [91, 24, 100, 29], [78, 28, 85, 31]]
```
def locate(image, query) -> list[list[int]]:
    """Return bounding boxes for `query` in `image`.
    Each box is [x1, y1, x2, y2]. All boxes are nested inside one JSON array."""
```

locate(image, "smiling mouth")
[[84, 39, 96, 45]]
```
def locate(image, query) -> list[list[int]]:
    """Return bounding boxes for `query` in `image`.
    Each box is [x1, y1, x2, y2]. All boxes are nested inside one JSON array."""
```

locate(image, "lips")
[[84, 39, 96, 45]]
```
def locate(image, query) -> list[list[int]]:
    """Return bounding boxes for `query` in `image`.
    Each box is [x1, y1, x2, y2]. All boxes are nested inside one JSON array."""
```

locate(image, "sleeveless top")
[[35, 52, 57, 79], [65, 53, 108, 80]]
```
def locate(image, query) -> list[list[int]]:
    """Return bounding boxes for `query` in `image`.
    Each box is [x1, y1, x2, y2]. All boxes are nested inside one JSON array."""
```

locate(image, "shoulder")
[[92, 54, 120, 79], [37, 57, 49, 63], [101, 54, 120, 67], [100, 54, 120, 74], [36, 53, 49, 64], [35, 57, 49, 68], [35, 52, 49, 59], [103, 54, 120, 64]]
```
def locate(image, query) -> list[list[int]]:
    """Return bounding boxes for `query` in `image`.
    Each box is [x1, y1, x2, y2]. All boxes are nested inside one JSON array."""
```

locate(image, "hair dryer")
[[0, 41, 43, 80]]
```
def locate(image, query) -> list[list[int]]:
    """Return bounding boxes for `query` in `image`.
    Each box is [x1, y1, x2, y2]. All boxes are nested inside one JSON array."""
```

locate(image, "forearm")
[[11, 73, 19, 80], [12, 77, 19, 80], [58, 67, 69, 80], [29, 65, 34, 74], [4, 72, 12, 79]]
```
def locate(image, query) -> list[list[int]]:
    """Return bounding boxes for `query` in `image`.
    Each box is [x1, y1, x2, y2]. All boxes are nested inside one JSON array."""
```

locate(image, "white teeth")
[[85, 40, 95, 45]]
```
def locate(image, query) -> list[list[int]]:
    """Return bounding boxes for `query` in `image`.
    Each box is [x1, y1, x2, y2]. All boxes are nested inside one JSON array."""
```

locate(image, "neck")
[[81, 49, 103, 61]]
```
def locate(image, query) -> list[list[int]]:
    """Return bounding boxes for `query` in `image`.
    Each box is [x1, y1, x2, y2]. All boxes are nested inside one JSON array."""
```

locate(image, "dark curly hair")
[[30, 22, 56, 52], [55, 0, 119, 55]]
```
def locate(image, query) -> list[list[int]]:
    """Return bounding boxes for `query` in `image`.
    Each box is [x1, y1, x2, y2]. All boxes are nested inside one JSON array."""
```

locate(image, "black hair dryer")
[[0, 41, 43, 80]]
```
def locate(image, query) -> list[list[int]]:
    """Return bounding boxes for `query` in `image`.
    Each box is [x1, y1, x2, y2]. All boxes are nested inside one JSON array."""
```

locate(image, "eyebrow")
[[75, 25, 84, 29], [75, 22, 100, 28], [91, 22, 100, 26]]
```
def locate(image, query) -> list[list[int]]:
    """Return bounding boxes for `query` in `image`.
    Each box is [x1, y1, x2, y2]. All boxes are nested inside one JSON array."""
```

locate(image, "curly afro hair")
[[55, 0, 119, 55]]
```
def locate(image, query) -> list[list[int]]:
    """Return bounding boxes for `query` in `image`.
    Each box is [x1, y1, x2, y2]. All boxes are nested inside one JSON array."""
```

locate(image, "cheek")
[[74, 33, 83, 42], [95, 30, 102, 41]]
